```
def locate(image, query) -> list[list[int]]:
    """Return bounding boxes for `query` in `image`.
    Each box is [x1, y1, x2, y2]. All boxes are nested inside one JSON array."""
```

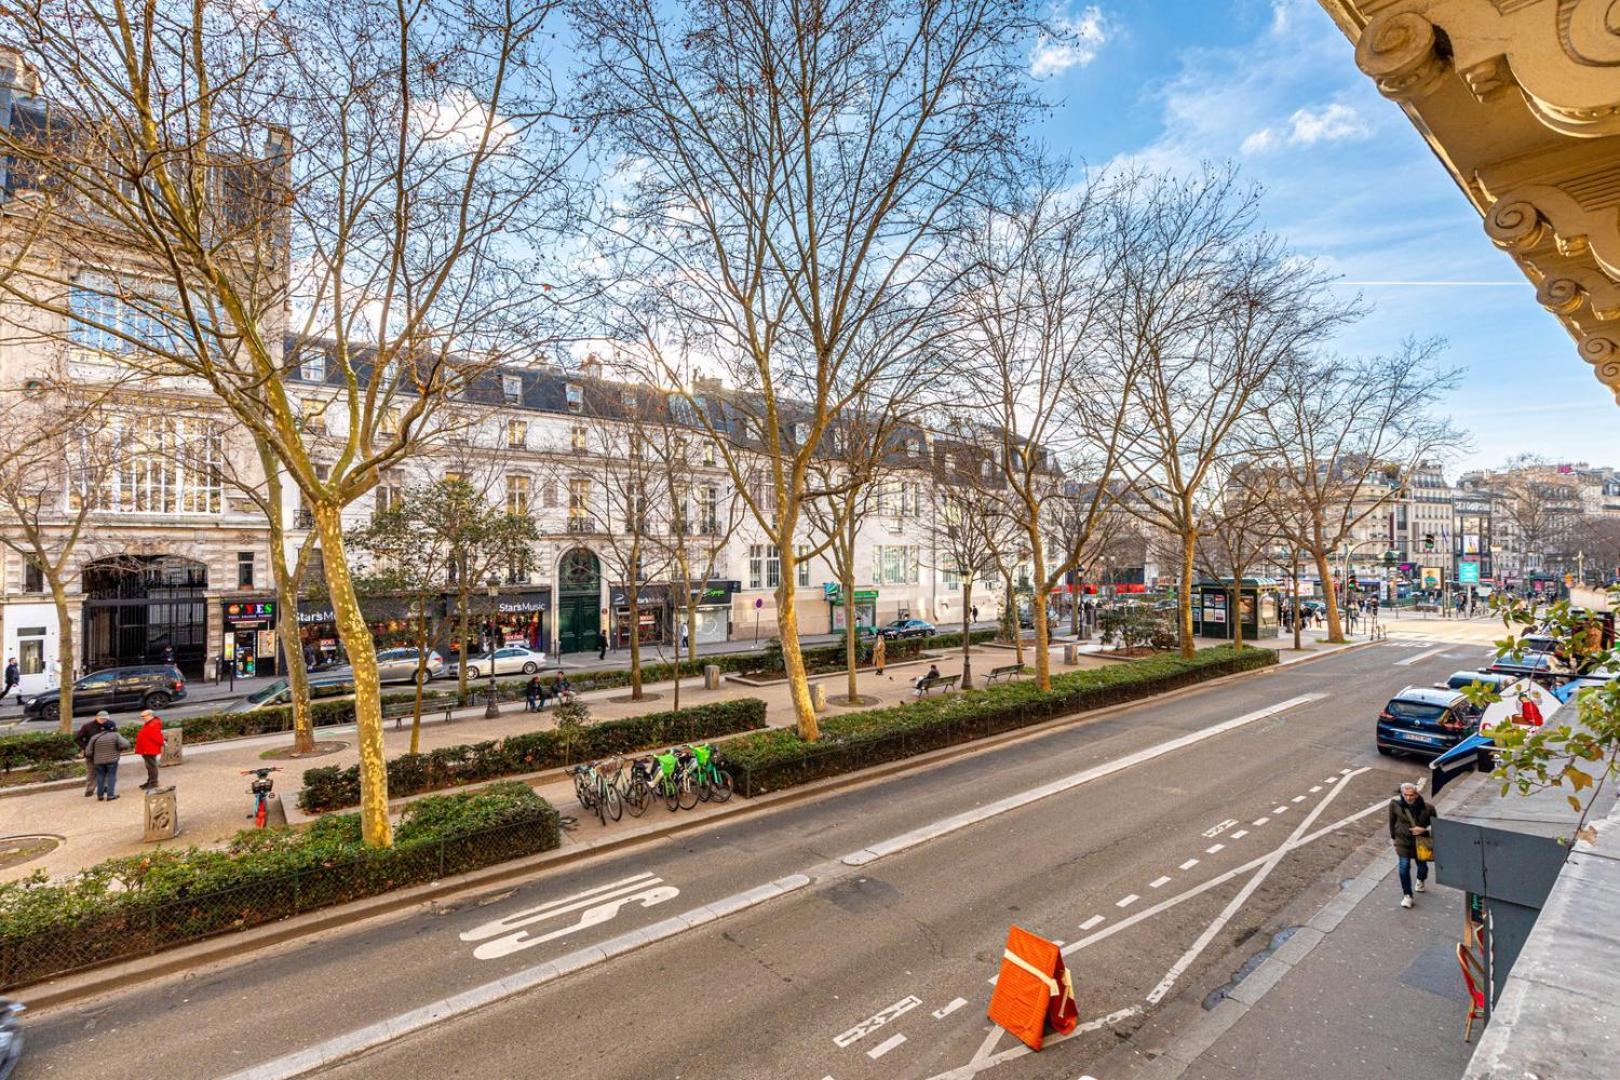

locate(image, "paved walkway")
[[0, 631, 1373, 886]]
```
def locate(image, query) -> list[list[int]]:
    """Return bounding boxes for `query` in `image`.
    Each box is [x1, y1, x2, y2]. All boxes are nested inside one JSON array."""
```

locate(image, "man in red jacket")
[[134, 709, 166, 790]]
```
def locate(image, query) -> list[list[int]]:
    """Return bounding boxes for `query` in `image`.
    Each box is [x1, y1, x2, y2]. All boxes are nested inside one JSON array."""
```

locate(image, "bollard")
[[810, 683, 827, 712], [160, 727, 184, 766], [143, 785, 181, 842], [1063, 643, 1079, 665], [261, 792, 289, 828], [704, 664, 721, 690]]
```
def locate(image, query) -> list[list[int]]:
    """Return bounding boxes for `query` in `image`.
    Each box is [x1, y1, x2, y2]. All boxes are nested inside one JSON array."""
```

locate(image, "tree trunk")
[[1007, 579, 1025, 667], [312, 502, 393, 848], [268, 537, 314, 754], [1178, 530, 1197, 658], [843, 563, 858, 702], [411, 613, 429, 755], [960, 580, 974, 689], [1230, 583, 1244, 651], [48, 575, 73, 733], [1030, 541, 1052, 691], [776, 544, 818, 740], [1292, 563, 1302, 651], [628, 589, 644, 699], [671, 594, 684, 711], [1314, 550, 1345, 642], [456, 587, 471, 700]]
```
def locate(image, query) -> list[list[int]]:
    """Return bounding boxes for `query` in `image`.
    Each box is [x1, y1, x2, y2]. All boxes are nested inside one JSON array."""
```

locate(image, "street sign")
[[1458, 562, 1480, 584]]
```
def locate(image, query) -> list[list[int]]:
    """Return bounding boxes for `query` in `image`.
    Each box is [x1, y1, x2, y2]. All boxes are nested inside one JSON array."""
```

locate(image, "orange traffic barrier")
[[987, 925, 1079, 1051]]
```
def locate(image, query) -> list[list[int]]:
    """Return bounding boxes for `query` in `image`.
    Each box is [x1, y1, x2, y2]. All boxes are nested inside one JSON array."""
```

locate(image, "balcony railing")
[[566, 517, 597, 534]]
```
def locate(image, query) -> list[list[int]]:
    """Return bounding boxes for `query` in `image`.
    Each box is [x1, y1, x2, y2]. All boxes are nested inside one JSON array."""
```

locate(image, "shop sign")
[[824, 585, 879, 604], [689, 580, 739, 606], [224, 600, 277, 626], [610, 583, 670, 607], [1458, 562, 1480, 584], [497, 592, 550, 614]]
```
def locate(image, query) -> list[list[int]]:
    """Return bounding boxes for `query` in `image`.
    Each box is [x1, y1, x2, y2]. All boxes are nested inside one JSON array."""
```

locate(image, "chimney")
[[0, 48, 41, 97], [580, 353, 603, 381]]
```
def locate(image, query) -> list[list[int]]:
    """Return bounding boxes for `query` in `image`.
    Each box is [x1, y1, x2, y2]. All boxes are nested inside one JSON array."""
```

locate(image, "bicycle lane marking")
[[459, 871, 681, 961]]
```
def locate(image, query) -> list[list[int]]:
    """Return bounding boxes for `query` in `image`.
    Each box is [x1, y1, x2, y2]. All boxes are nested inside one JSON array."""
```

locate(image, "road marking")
[[1149, 875, 1172, 888], [925, 1007, 1141, 1079], [227, 873, 813, 1080], [1309, 785, 1323, 793], [1079, 914, 1105, 930], [1252, 817, 1269, 826], [934, 998, 969, 1020], [1229, 829, 1248, 839], [1272, 805, 1288, 815], [1397, 645, 1450, 667], [868, 1034, 907, 1060], [1116, 893, 1140, 908], [1201, 818, 1238, 838], [459, 872, 663, 944], [1291, 795, 1306, 803], [1144, 769, 1369, 1004], [835, 996, 922, 1048], [1178, 858, 1199, 870], [1204, 843, 1224, 854], [468, 883, 681, 961], [839, 694, 1326, 867]]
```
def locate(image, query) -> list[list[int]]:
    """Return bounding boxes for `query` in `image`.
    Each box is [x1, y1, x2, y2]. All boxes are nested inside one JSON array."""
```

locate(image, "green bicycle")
[[688, 743, 733, 803]]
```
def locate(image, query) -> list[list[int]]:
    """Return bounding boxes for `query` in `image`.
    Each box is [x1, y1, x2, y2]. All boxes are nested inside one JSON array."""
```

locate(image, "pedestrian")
[[161, 644, 174, 666], [525, 674, 544, 712], [872, 633, 887, 676], [86, 716, 130, 801], [76, 711, 105, 796], [134, 709, 165, 789], [2, 657, 17, 703], [596, 630, 608, 661], [679, 621, 689, 654], [1389, 781, 1435, 908], [971, 605, 979, 624], [912, 663, 941, 695]]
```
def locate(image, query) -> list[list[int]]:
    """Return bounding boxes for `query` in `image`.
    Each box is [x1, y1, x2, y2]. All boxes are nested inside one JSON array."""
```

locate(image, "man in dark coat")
[[1389, 781, 1436, 908]]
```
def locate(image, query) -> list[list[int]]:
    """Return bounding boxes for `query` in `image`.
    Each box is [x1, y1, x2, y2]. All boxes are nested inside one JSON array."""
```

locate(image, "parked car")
[[374, 647, 445, 684], [223, 673, 357, 714], [1486, 651, 1569, 683], [21, 664, 187, 723], [450, 644, 547, 679], [1376, 686, 1480, 758], [0, 998, 22, 1080], [877, 618, 936, 640], [1440, 670, 1516, 694]]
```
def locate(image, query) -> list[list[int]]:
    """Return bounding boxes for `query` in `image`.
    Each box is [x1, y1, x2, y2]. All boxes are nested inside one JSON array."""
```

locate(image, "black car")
[[1486, 652, 1568, 684], [1441, 671, 1516, 694], [21, 664, 187, 723], [1375, 686, 1478, 758], [877, 618, 935, 640]]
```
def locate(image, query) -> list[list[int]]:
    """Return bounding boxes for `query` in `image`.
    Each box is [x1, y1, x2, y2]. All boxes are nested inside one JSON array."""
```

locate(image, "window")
[[621, 389, 638, 408], [749, 544, 780, 590], [237, 551, 254, 589], [623, 481, 649, 533], [506, 474, 531, 516], [943, 452, 956, 471], [796, 545, 811, 587], [702, 443, 716, 467], [542, 481, 559, 509], [22, 557, 43, 593], [506, 548, 532, 584], [378, 407, 401, 438], [792, 421, 809, 445], [906, 438, 921, 458], [568, 478, 592, 530], [99, 415, 224, 515], [68, 277, 176, 355], [299, 397, 331, 435], [571, 424, 588, 452], [506, 419, 528, 450], [443, 469, 467, 487], [980, 459, 992, 479], [943, 564, 963, 589], [873, 545, 919, 585], [374, 478, 403, 519], [697, 484, 719, 535], [566, 383, 584, 412], [300, 350, 326, 383], [502, 373, 523, 402]]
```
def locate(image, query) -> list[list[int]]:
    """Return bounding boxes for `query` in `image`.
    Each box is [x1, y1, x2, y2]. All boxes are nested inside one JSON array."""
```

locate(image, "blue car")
[[877, 618, 935, 640], [1376, 686, 1479, 758]]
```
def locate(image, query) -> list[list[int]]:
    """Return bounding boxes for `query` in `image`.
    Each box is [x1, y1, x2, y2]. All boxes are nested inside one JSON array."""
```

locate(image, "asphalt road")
[[14, 633, 1494, 1080]]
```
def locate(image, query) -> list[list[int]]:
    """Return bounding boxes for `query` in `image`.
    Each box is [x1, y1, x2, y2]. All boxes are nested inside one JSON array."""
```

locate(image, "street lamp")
[[484, 576, 500, 718]]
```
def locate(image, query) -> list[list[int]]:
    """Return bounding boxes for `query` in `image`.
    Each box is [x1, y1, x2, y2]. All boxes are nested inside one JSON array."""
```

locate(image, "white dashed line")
[[1205, 843, 1225, 854], [868, 1033, 906, 1060], [1179, 858, 1200, 870], [1149, 875, 1172, 888], [1273, 806, 1289, 815], [1252, 817, 1270, 826], [1117, 893, 1140, 908], [1230, 829, 1248, 839], [932, 997, 967, 1020], [1340, 768, 1353, 775], [1291, 795, 1307, 803], [1309, 785, 1323, 793], [1079, 914, 1105, 931]]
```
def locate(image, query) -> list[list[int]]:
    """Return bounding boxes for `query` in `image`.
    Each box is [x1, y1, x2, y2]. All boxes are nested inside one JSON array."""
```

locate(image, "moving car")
[[1376, 686, 1479, 758], [21, 665, 187, 723], [877, 618, 935, 640], [0, 998, 21, 1080], [450, 644, 546, 679], [374, 647, 446, 684], [223, 673, 356, 714]]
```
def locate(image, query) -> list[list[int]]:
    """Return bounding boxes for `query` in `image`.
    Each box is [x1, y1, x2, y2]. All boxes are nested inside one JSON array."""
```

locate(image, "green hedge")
[[299, 697, 769, 813], [0, 782, 558, 990], [724, 645, 1278, 796]]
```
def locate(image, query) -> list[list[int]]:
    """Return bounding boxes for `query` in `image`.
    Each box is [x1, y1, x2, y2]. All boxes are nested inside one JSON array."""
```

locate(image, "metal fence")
[[0, 811, 558, 991]]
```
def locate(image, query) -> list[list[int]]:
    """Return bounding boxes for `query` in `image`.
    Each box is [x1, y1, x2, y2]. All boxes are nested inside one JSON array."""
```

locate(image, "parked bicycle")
[[687, 743, 733, 804], [240, 766, 281, 828], [567, 757, 623, 825]]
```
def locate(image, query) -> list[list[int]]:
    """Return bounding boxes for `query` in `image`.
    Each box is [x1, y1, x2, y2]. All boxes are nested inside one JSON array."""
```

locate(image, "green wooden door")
[[557, 548, 602, 654]]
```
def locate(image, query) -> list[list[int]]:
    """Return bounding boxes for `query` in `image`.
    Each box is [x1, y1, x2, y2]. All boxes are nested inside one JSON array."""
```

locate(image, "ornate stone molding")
[[1577, 334, 1620, 401], [1355, 10, 1453, 99], [1534, 267, 1620, 320], [1482, 184, 1620, 277]]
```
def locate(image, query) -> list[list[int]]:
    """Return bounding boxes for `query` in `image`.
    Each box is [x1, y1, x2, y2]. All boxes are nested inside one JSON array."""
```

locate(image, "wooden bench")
[[385, 699, 456, 730], [914, 673, 962, 697], [984, 664, 1024, 685]]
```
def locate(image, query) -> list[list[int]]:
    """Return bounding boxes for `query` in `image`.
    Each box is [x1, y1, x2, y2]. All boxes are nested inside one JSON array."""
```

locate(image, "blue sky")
[[1029, 0, 1619, 476]]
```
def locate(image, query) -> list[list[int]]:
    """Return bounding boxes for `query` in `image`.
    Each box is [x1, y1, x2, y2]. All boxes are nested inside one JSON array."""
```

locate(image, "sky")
[[1028, 0, 1620, 477]]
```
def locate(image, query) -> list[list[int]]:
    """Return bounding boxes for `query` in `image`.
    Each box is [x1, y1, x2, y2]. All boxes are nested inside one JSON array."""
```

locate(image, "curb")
[[12, 641, 1372, 1010]]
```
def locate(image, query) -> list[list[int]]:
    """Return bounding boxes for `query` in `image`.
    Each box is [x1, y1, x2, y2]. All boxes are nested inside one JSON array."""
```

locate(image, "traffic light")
[[1423, 533, 1435, 552]]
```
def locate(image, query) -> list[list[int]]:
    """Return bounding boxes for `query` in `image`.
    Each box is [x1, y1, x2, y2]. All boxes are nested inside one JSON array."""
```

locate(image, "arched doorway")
[[556, 548, 601, 655], [82, 555, 209, 677]]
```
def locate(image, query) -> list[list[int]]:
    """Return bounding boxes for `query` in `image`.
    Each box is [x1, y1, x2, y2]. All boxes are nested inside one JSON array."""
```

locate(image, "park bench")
[[984, 664, 1024, 686], [384, 698, 456, 731], [914, 673, 962, 697]]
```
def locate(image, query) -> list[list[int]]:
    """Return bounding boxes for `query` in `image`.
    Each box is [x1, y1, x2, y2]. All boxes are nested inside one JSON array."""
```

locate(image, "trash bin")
[[810, 683, 827, 712], [1063, 643, 1080, 665], [704, 664, 721, 690], [160, 727, 184, 766], [143, 785, 180, 842]]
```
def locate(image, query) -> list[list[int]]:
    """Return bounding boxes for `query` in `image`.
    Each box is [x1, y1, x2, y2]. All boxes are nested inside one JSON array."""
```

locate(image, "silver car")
[[451, 645, 546, 680], [223, 673, 356, 713], [375, 647, 446, 684]]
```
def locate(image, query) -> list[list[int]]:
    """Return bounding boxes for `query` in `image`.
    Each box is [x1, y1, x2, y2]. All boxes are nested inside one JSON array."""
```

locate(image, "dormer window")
[[502, 374, 522, 402], [566, 383, 583, 412], [620, 389, 637, 408], [906, 438, 921, 458], [301, 352, 325, 383]]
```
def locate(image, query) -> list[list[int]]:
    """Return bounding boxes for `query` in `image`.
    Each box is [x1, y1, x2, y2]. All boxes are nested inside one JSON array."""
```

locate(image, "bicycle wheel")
[[604, 781, 623, 822], [695, 769, 713, 803], [662, 779, 681, 812], [595, 778, 608, 825], [571, 770, 591, 808], [678, 771, 699, 810], [624, 778, 651, 817], [708, 769, 734, 803]]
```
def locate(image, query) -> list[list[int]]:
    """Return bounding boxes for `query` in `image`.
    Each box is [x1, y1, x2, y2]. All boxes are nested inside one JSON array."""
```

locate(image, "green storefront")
[[825, 584, 879, 634], [1192, 578, 1281, 641]]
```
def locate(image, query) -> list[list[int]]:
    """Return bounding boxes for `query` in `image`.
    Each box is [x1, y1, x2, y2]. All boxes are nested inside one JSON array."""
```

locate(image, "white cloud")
[[1242, 101, 1369, 154], [1030, 5, 1109, 78]]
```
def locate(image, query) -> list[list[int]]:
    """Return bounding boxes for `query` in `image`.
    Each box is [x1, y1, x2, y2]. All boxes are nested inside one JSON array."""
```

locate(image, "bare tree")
[[1194, 466, 1279, 651], [927, 457, 1019, 688], [577, 0, 1043, 740], [1263, 338, 1462, 642], [0, 0, 581, 845], [1106, 166, 1357, 657], [1571, 516, 1620, 585]]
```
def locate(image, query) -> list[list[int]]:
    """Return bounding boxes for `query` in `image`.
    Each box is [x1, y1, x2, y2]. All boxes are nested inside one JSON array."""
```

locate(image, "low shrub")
[[0, 781, 558, 990], [299, 697, 768, 812], [0, 732, 81, 773], [724, 645, 1277, 795]]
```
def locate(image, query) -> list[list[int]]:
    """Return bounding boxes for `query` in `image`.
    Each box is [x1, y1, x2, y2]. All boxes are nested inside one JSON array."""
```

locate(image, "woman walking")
[[1389, 781, 1435, 908]]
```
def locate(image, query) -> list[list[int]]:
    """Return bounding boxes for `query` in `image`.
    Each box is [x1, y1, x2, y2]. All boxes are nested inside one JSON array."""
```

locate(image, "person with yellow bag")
[[1389, 781, 1436, 909]]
